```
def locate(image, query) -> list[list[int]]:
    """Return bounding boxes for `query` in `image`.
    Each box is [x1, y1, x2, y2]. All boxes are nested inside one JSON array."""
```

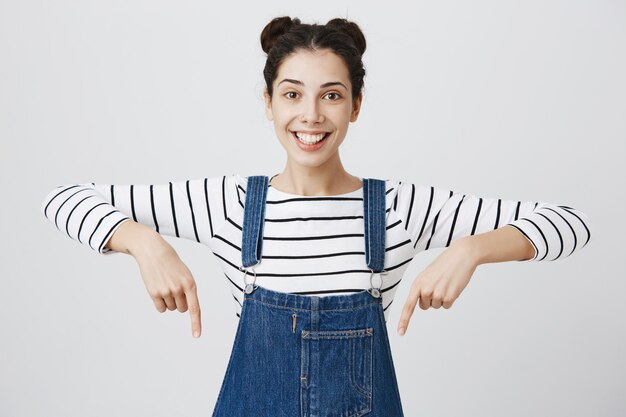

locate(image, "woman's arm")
[[103, 219, 162, 256], [40, 175, 235, 255], [390, 181, 593, 262], [454, 224, 537, 264], [39, 176, 237, 339], [392, 181, 593, 335]]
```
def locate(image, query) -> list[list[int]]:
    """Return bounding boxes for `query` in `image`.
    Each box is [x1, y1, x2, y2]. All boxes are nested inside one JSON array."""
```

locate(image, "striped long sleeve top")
[[40, 173, 592, 322]]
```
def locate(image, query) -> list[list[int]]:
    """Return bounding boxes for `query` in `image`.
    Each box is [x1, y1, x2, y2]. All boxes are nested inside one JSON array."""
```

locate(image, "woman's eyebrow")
[[278, 79, 347, 90]]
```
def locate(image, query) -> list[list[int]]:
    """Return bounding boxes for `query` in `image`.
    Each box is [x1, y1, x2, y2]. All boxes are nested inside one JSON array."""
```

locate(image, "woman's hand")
[[397, 237, 479, 336], [129, 232, 203, 339]]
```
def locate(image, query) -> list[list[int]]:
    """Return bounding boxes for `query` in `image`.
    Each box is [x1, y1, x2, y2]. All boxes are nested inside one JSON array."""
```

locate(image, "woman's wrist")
[[451, 226, 536, 266], [450, 236, 483, 268], [106, 220, 165, 258]]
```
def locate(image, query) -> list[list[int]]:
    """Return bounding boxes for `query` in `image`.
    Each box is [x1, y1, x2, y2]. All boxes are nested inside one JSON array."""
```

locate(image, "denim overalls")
[[210, 176, 405, 417]]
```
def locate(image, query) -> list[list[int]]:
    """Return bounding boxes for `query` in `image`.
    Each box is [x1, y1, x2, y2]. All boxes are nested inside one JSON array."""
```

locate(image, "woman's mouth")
[[290, 130, 331, 151]]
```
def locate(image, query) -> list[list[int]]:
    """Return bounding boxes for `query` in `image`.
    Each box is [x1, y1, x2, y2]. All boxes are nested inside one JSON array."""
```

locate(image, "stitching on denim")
[[376, 301, 405, 414], [244, 297, 377, 312], [210, 300, 249, 415], [349, 332, 373, 399], [302, 327, 373, 339], [300, 330, 308, 417], [368, 330, 374, 412]]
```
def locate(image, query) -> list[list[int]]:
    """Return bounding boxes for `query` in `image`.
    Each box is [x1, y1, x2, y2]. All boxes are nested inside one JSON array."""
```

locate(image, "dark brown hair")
[[260, 16, 367, 101]]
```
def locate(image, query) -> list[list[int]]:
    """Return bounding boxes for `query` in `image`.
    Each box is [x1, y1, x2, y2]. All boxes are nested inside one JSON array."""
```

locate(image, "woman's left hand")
[[397, 238, 479, 336]]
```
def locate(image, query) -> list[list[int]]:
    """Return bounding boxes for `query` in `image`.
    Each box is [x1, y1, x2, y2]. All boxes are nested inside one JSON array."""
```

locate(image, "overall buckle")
[[239, 265, 258, 295], [367, 269, 388, 298]]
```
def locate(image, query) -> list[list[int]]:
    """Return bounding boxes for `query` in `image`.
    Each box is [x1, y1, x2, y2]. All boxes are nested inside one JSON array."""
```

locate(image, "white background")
[[1, 0, 623, 416]]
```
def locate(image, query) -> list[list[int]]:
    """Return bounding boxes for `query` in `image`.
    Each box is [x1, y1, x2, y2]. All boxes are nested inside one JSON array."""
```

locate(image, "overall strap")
[[363, 178, 386, 273], [241, 175, 269, 268]]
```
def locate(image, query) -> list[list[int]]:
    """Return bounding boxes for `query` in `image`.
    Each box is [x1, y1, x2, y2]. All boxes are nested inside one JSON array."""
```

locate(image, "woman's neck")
[[269, 159, 362, 197]]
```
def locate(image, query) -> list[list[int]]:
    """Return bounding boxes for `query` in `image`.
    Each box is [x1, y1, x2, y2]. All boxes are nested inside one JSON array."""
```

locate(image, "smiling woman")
[[265, 48, 361, 176], [260, 17, 367, 197], [39, 14, 593, 417]]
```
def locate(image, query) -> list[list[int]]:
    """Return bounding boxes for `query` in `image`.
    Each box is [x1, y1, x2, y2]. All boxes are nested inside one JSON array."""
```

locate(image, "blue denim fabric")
[[241, 175, 269, 268], [212, 176, 405, 417], [363, 177, 386, 273]]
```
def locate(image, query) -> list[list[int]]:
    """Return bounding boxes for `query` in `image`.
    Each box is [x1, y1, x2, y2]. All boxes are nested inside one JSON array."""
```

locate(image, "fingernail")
[[398, 328, 405, 336], [194, 330, 200, 338]]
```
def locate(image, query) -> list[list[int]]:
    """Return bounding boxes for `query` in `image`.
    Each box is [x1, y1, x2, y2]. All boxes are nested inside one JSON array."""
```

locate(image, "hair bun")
[[326, 18, 366, 56], [260, 16, 301, 54]]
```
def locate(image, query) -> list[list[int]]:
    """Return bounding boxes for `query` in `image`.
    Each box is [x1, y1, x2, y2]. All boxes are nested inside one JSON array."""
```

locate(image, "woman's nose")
[[299, 99, 324, 123]]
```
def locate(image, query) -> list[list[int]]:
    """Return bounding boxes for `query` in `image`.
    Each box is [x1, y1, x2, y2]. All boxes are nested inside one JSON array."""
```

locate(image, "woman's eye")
[[284, 91, 341, 100]]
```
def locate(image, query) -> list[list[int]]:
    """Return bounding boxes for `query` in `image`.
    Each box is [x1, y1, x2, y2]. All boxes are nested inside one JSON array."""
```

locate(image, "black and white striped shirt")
[[40, 173, 592, 322]]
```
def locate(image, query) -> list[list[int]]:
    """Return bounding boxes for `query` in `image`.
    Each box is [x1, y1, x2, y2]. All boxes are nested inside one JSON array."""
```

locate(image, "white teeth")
[[294, 131, 327, 144]]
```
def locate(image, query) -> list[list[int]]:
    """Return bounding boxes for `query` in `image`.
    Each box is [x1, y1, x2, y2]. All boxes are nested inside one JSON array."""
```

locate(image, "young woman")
[[40, 16, 592, 417]]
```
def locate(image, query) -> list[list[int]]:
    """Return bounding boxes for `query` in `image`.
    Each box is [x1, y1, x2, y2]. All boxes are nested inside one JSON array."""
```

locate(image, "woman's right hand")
[[106, 221, 202, 338]]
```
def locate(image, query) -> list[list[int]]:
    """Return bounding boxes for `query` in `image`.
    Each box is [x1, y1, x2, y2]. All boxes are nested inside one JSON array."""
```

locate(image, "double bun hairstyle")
[[260, 16, 367, 102]]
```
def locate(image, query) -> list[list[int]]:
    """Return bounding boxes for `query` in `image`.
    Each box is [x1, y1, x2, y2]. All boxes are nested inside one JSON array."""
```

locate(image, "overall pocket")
[[301, 327, 373, 417]]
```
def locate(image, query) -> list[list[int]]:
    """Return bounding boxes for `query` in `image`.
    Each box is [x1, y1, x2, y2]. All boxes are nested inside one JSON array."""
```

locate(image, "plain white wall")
[[1, 0, 623, 416]]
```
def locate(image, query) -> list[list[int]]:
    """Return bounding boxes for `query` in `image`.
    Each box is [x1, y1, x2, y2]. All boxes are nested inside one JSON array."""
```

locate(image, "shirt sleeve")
[[40, 175, 237, 255], [390, 181, 593, 261]]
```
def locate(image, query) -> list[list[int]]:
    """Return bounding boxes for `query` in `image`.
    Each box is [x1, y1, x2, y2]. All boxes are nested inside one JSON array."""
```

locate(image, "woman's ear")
[[350, 91, 363, 122], [263, 89, 274, 121]]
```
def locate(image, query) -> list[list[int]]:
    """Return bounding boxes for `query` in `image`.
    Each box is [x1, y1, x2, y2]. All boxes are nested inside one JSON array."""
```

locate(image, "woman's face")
[[264, 48, 362, 169]]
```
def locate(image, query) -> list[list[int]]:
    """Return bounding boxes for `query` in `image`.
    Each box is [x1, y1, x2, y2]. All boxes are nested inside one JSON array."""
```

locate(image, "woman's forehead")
[[276, 49, 350, 85]]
